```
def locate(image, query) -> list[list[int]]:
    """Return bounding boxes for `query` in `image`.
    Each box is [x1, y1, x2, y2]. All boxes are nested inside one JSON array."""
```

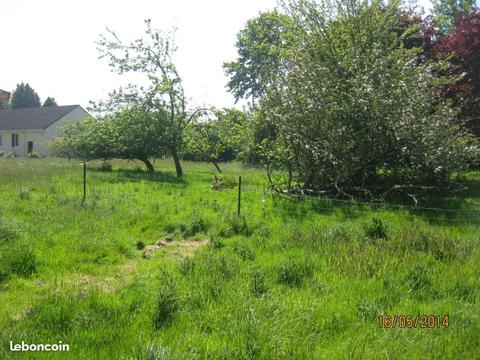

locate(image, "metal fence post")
[[83, 162, 87, 203], [237, 176, 242, 215]]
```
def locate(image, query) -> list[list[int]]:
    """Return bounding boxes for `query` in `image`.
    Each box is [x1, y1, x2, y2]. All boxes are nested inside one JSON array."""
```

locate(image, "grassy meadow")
[[0, 158, 479, 359]]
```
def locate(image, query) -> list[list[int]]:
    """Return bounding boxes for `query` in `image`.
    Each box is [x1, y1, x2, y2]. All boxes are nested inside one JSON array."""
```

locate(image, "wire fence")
[[2, 163, 480, 226]]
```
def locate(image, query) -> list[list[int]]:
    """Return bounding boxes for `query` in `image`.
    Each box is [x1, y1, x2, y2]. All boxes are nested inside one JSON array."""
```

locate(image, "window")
[[12, 134, 19, 148]]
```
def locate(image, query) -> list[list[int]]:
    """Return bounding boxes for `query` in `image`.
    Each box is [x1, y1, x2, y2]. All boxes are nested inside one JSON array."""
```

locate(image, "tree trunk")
[[172, 150, 183, 177], [140, 157, 155, 172], [213, 162, 222, 174]]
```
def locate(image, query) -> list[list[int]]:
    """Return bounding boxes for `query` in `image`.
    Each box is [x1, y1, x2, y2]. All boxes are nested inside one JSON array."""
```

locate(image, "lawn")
[[0, 158, 479, 359]]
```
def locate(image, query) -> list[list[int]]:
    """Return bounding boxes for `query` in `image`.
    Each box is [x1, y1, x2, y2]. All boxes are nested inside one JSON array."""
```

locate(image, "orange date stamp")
[[378, 315, 449, 329]]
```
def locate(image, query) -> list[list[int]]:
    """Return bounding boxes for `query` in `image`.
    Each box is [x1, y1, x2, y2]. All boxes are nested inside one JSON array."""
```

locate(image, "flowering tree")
[[226, 0, 479, 200]]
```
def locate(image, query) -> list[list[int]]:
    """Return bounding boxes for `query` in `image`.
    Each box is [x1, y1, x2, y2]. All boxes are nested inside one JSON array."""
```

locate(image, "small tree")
[[49, 106, 169, 171], [185, 108, 247, 173], [43, 97, 58, 107], [10, 83, 40, 109], [94, 19, 206, 177], [49, 116, 113, 162], [224, 10, 295, 105]]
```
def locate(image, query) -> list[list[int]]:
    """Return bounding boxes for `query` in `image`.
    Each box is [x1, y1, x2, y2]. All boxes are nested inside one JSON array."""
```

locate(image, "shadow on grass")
[[90, 167, 188, 186], [271, 174, 480, 227]]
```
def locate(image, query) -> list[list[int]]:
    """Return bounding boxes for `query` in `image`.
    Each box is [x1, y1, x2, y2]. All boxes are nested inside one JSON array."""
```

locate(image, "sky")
[[1, 0, 432, 110]]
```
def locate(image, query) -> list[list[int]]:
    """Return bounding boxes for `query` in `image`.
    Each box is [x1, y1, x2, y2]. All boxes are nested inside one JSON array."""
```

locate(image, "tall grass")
[[0, 158, 479, 359]]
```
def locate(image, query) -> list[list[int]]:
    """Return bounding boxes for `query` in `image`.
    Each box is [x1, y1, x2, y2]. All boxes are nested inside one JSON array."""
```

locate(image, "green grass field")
[[0, 158, 479, 359]]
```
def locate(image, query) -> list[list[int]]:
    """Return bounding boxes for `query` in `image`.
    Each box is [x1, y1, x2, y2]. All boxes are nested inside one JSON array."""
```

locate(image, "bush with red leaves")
[[434, 11, 480, 135]]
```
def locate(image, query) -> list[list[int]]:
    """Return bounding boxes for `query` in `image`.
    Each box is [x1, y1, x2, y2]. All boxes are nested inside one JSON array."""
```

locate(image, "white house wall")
[[0, 130, 44, 156], [44, 106, 91, 140], [0, 106, 91, 157]]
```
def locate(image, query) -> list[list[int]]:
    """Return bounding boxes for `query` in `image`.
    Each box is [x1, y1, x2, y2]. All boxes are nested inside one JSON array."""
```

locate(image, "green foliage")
[[224, 10, 295, 102], [10, 82, 40, 108], [184, 108, 248, 170], [93, 19, 210, 177], [49, 106, 169, 171], [432, 0, 476, 34], [42, 97, 58, 107], [227, 0, 480, 197], [209, 237, 225, 249]]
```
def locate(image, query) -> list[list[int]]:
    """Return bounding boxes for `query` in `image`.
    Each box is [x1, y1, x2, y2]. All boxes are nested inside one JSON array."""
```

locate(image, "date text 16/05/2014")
[[378, 315, 449, 329]]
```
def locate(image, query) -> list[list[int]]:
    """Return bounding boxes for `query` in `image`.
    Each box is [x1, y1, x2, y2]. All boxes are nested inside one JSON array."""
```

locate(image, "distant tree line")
[[0, 82, 57, 109]]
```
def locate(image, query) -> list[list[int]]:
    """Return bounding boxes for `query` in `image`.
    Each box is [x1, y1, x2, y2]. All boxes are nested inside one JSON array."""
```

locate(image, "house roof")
[[0, 89, 10, 102], [0, 105, 80, 131]]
